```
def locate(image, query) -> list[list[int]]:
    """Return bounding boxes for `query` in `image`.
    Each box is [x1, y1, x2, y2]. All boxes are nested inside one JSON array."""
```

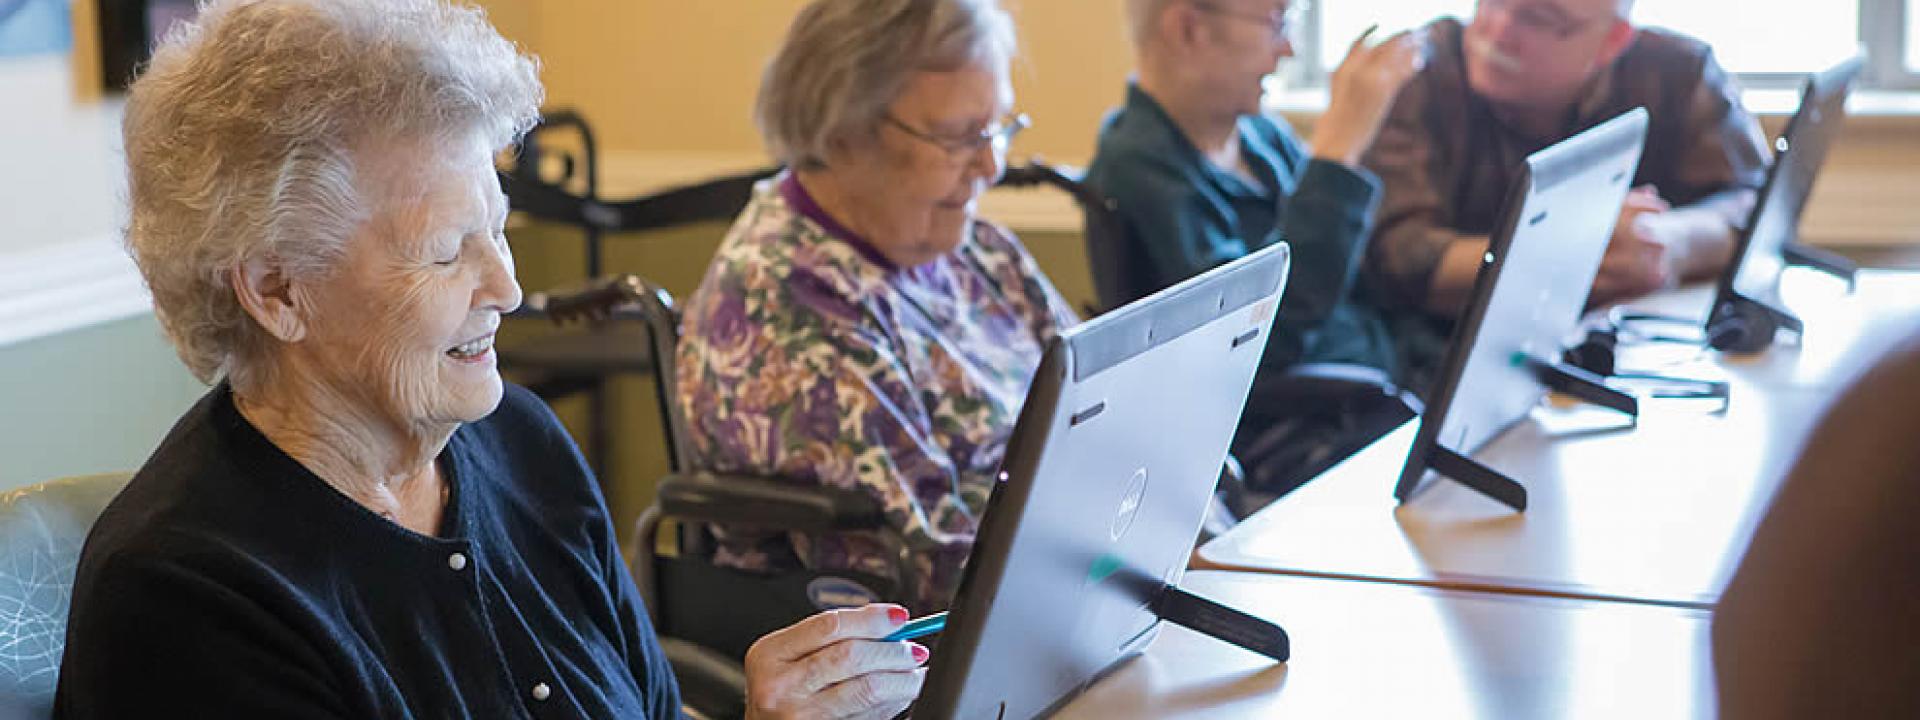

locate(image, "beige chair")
[[0, 473, 133, 720]]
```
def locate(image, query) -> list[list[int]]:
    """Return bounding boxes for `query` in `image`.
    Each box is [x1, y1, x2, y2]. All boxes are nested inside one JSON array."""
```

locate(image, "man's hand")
[[1312, 26, 1426, 167], [1591, 186, 1683, 306], [744, 604, 929, 720]]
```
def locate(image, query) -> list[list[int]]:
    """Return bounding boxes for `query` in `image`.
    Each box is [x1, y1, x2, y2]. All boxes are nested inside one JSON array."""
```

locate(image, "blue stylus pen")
[[883, 611, 948, 642]]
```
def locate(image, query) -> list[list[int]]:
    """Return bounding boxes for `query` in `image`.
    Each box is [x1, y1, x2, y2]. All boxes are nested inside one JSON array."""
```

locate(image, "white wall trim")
[[0, 236, 151, 349]]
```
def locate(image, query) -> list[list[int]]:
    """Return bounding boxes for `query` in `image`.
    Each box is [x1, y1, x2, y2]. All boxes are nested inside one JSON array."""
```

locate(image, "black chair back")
[[523, 274, 693, 474], [996, 160, 1143, 314], [500, 109, 779, 276], [635, 284, 695, 474], [502, 110, 603, 274]]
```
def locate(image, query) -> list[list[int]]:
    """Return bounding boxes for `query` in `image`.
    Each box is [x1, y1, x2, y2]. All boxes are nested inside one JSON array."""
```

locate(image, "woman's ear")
[[231, 257, 308, 344]]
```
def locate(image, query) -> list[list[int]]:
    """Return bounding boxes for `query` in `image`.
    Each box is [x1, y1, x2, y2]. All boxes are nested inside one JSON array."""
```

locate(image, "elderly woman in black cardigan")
[[54, 1, 925, 718]]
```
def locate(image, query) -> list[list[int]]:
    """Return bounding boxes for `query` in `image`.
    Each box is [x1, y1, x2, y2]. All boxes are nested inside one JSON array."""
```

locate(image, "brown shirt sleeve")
[[1667, 47, 1770, 225], [1362, 69, 1478, 314]]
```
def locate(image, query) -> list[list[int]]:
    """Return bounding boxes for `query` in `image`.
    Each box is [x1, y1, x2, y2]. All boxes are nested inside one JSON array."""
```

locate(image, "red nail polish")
[[911, 644, 930, 663], [888, 606, 910, 625]]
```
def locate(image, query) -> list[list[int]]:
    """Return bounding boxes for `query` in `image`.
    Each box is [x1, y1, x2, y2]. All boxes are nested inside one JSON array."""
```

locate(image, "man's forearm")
[[1423, 236, 1492, 317], [1421, 205, 1735, 318]]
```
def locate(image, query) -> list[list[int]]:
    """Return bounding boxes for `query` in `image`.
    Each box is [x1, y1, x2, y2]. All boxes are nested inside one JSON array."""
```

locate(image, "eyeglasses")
[[882, 112, 1030, 163], [1187, 0, 1306, 46], [1476, 0, 1609, 41]]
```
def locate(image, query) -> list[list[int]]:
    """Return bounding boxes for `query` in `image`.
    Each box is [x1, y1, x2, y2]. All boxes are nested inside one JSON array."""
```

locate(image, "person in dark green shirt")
[[1085, 0, 1424, 501], [1088, 0, 1426, 377]]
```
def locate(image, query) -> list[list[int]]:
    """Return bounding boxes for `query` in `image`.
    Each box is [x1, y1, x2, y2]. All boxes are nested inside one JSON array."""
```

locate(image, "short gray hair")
[[1126, 0, 1176, 49], [755, 0, 1017, 170], [123, 0, 542, 385]]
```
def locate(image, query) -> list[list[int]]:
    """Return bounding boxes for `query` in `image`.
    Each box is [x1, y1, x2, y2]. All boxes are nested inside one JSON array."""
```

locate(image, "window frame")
[[1862, 0, 1920, 89], [1285, 0, 1920, 93]]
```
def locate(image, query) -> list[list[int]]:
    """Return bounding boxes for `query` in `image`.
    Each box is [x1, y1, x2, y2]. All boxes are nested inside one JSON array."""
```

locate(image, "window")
[[1909, 0, 1920, 71], [1316, 1, 1471, 71], [1633, 1, 1857, 76], [1300, 0, 1917, 91]]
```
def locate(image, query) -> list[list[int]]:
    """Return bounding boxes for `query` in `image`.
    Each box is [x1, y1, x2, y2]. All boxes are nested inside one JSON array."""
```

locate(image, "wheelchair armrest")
[[515, 275, 656, 326], [1264, 362, 1403, 403], [658, 472, 886, 533], [1286, 362, 1396, 387], [660, 637, 747, 720]]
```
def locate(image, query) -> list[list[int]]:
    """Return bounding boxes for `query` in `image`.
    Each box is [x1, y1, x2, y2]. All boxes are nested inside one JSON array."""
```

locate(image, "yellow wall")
[[478, 0, 1138, 162]]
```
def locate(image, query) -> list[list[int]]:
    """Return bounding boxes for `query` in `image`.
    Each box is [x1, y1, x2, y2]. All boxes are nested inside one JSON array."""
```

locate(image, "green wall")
[[0, 314, 208, 491]]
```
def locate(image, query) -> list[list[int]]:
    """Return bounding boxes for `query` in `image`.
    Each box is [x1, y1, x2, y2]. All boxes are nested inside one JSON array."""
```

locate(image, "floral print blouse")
[[675, 174, 1077, 612]]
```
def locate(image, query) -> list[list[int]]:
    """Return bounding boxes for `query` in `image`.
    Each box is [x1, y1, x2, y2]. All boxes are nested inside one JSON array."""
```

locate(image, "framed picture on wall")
[[97, 0, 197, 90], [0, 0, 72, 57]]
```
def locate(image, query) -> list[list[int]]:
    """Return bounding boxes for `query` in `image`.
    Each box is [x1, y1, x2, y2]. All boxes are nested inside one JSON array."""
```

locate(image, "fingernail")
[[911, 644, 930, 663], [888, 606, 910, 625]]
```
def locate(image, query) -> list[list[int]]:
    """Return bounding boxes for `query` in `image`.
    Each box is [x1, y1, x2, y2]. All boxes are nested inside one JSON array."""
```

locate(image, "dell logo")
[[1111, 468, 1149, 542]]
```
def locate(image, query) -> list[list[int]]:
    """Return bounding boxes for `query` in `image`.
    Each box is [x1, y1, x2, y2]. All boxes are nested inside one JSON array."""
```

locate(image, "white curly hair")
[[122, 0, 543, 385]]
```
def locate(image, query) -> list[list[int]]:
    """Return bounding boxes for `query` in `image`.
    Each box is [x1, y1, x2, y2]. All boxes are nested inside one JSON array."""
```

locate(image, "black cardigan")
[[54, 383, 680, 718]]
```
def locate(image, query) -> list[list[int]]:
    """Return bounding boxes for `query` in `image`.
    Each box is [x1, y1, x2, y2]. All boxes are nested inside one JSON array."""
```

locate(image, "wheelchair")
[[502, 110, 933, 718]]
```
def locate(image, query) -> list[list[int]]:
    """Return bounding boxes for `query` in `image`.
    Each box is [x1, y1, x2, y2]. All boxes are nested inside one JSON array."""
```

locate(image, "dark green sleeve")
[[1271, 157, 1382, 364], [1107, 162, 1250, 298], [1102, 149, 1380, 369]]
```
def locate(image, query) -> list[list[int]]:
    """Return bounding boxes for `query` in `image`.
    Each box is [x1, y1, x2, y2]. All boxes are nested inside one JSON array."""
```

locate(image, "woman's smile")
[[445, 331, 496, 364]]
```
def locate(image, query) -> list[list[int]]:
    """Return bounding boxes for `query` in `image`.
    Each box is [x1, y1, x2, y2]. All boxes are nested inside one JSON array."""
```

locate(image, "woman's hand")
[[1312, 26, 1427, 167], [745, 604, 930, 720]]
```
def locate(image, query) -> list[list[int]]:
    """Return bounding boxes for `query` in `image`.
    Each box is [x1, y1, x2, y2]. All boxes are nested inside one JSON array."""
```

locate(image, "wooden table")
[[1052, 571, 1715, 719], [1197, 269, 1920, 607]]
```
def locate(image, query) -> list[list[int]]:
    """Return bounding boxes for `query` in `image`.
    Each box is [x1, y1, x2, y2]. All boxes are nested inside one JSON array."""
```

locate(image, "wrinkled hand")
[[1313, 26, 1427, 166], [745, 604, 929, 720], [1591, 187, 1680, 306]]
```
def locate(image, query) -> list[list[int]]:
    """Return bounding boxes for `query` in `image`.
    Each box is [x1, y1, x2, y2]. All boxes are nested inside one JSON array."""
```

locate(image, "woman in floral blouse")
[[676, 0, 1076, 612]]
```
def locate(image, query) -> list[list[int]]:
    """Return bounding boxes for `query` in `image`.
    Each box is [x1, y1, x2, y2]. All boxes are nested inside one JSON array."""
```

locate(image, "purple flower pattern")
[[675, 176, 1077, 611]]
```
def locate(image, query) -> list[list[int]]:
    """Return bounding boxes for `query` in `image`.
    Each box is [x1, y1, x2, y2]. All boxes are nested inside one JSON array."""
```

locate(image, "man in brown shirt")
[[1362, 0, 1769, 378]]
